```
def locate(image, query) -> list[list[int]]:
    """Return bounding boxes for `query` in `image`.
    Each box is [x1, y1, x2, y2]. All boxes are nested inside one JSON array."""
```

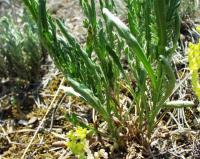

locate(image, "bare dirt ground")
[[0, 0, 200, 159]]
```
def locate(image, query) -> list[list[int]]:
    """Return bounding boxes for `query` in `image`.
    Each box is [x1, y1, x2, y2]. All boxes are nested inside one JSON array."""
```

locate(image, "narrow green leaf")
[[102, 8, 157, 89], [154, 0, 167, 55], [106, 45, 124, 74], [159, 55, 176, 103], [67, 77, 109, 120]]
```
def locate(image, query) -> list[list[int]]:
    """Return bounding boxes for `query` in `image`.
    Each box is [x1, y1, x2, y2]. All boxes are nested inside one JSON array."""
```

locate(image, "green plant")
[[0, 10, 42, 82], [23, 0, 191, 153]]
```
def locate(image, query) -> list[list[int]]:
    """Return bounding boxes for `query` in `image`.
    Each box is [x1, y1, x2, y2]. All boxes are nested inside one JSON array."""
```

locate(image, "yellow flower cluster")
[[188, 26, 200, 100], [66, 127, 88, 159]]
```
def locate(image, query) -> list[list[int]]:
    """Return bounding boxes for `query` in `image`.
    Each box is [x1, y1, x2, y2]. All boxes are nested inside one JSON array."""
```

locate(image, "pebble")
[[18, 119, 28, 126], [28, 116, 38, 125]]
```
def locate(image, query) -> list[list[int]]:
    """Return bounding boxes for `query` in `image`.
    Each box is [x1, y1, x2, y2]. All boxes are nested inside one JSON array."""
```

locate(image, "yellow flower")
[[66, 127, 88, 159], [188, 40, 200, 100], [76, 126, 87, 139]]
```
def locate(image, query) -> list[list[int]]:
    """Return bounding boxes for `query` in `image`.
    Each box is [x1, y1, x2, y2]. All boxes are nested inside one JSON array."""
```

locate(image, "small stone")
[[18, 120, 28, 126], [28, 117, 38, 125], [94, 152, 99, 159], [52, 141, 67, 147]]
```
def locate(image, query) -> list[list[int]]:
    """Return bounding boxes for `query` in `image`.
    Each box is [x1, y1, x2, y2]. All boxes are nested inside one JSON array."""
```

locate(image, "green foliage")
[[0, 10, 42, 82], [23, 0, 187, 150]]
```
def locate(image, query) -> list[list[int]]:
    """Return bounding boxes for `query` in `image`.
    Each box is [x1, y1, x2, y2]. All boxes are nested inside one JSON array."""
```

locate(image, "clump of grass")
[[0, 10, 42, 82], [23, 0, 193, 154]]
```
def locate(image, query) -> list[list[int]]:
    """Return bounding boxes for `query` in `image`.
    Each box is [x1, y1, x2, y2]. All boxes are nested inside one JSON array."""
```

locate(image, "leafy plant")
[[23, 0, 190, 153], [0, 10, 42, 82]]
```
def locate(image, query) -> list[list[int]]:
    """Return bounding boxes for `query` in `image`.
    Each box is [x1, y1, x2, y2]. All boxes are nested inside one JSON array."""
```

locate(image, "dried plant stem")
[[0, 124, 12, 143]]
